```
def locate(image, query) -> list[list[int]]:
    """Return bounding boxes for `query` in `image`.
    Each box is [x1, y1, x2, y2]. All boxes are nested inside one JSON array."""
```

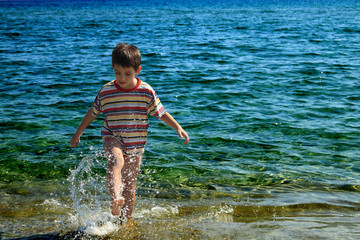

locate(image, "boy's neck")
[[115, 78, 141, 92]]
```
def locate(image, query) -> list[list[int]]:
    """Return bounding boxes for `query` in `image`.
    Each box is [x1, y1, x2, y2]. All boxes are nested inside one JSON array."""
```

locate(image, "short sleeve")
[[147, 91, 166, 119], [91, 94, 101, 117]]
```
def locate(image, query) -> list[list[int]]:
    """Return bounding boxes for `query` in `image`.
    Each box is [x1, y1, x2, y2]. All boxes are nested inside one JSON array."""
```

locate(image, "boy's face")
[[113, 64, 141, 89]]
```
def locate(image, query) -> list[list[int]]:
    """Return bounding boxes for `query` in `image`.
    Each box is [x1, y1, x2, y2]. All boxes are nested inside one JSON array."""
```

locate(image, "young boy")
[[70, 43, 189, 223]]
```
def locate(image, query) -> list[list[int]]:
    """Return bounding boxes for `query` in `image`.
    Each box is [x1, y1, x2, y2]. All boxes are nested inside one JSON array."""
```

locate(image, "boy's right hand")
[[70, 134, 81, 147]]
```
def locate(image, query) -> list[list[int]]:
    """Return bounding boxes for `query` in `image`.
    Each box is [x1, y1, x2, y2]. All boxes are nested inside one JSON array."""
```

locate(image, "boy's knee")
[[108, 160, 124, 171]]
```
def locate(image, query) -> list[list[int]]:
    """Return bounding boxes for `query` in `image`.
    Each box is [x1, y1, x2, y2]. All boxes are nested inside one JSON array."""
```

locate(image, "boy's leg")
[[104, 138, 125, 216], [121, 154, 142, 220]]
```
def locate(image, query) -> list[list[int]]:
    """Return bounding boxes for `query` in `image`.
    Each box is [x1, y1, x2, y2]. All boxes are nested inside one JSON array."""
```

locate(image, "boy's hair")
[[112, 43, 141, 70]]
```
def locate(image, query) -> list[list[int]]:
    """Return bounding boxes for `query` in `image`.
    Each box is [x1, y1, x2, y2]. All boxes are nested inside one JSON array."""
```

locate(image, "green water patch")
[[0, 121, 50, 131], [138, 164, 302, 199], [0, 136, 72, 162], [0, 158, 70, 183]]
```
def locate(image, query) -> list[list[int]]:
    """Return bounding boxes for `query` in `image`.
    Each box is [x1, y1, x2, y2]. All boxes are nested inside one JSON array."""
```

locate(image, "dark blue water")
[[1, 0, 359, 239]]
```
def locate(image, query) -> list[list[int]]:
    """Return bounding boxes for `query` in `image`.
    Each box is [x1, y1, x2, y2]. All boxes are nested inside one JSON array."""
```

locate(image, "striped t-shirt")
[[92, 78, 166, 154]]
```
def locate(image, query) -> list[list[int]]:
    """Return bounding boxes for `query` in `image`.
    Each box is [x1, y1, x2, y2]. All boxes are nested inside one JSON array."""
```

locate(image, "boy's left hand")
[[159, 112, 189, 145]]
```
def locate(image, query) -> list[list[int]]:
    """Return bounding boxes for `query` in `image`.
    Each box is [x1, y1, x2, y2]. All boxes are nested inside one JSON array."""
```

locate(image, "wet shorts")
[[103, 136, 144, 157]]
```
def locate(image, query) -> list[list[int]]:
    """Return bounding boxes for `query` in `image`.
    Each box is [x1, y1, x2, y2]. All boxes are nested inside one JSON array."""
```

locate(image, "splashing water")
[[66, 148, 121, 236]]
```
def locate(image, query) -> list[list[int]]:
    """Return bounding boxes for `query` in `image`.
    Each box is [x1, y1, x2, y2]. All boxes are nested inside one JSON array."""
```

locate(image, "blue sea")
[[1, 0, 359, 239]]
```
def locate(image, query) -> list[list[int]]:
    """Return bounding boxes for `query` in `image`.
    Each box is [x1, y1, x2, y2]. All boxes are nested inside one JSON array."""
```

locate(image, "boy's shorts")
[[103, 136, 144, 158]]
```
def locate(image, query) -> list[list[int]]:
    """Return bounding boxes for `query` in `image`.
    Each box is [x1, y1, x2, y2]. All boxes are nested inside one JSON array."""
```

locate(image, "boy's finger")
[[183, 134, 190, 145], [177, 130, 189, 144], [70, 139, 80, 147]]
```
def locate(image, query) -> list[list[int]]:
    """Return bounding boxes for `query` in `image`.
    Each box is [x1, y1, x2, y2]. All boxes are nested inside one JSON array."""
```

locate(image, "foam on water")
[[81, 221, 118, 236], [136, 205, 179, 218]]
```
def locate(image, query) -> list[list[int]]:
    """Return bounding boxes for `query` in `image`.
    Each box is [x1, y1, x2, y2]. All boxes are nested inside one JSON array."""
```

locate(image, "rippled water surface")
[[1, 0, 360, 239]]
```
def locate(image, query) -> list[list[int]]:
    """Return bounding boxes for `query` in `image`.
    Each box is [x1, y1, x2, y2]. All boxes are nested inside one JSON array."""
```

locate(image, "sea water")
[[0, 0, 359, 239]]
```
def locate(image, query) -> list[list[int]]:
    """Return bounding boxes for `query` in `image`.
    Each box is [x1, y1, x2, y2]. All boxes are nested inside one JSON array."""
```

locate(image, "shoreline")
[[1, 180, 359, 239]]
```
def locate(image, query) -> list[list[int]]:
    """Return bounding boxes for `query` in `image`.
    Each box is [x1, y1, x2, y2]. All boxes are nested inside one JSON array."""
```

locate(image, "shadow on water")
[[7, 224, 144, 240], [7, 231, 111, 240], [7, 233, 59, 240], [7, 232, 89, 240]]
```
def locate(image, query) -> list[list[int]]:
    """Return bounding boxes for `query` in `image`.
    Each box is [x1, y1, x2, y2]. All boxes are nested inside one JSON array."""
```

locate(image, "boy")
[[70, 43, 189, 223]]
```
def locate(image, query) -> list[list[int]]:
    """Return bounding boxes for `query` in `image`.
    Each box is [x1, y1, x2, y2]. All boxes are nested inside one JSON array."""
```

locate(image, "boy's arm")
[[70, 108, 97, 147], [159, 112, 190, 145]]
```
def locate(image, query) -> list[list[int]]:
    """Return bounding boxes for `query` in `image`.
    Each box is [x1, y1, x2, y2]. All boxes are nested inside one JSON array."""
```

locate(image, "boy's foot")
[[110, 197, 124, 216]]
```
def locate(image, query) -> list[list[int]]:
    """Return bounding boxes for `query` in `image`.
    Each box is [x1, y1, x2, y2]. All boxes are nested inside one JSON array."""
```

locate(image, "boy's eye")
[[115, 72, 131, 76]]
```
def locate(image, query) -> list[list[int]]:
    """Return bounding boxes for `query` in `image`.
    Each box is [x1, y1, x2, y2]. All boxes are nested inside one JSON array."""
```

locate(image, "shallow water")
[[1, 0, 360, 239]]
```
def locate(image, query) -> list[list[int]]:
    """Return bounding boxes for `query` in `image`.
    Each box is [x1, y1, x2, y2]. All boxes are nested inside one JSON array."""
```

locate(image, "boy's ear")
[[136, 66, 142, 75]]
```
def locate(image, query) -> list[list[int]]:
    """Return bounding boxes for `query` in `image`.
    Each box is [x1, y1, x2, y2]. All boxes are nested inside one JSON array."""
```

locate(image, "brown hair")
[[112, 43, 141, 70]]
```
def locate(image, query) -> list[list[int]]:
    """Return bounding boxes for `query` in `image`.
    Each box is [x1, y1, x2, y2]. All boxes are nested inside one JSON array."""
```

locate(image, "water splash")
[[66, 147, 121, 236]]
